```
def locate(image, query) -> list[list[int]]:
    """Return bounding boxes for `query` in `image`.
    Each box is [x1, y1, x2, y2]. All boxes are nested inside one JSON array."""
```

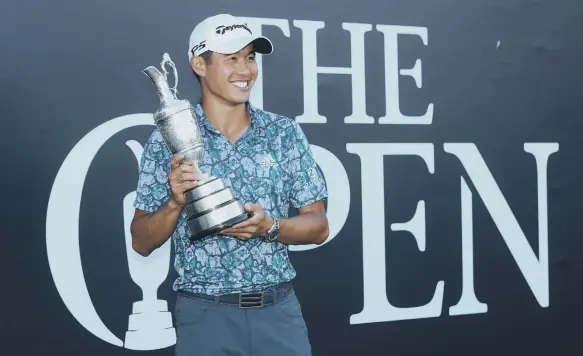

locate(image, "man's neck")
[[201, 95, 250, 143]]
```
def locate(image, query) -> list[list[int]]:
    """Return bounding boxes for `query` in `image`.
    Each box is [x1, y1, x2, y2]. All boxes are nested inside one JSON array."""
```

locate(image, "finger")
[[221, 226, 245, 234], [170, 173, 192, 184], [228, 221, 252, 230], [181, 181, 198, 190], [170, 153, 184, 169], [176, 172, 198, 183], [171, 181, 197, 196], [227, 232, 254, 240], [174, 163, 196, 174], [171, 162, 195, 177], [229, 214, 262, 230], [169, 165, 197, 182], [222, 225, 254, 234], [244, 203, 262, 212]]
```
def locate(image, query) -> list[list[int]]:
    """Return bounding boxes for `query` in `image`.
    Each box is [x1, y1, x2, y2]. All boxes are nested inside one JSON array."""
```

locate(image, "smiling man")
[[130, 13, 329, 356]]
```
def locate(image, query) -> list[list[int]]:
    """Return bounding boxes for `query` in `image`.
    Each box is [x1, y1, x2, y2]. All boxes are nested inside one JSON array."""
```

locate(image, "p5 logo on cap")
[[191, 41, 206, 54]]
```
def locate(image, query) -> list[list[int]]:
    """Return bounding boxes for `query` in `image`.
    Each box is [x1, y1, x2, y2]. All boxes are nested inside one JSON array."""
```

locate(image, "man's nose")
[[236, 59, 252, 75]]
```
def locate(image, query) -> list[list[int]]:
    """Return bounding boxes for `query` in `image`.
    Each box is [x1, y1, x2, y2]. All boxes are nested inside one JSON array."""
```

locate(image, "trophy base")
[[184, 176, 252, 241], [124, 299, 176, 350], [189, 211, 252, 241]]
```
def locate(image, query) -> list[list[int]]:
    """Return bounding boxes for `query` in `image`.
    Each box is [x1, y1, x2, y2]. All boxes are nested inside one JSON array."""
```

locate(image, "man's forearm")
[[131, 199, 182, 256], [277, 211, 329, 245]]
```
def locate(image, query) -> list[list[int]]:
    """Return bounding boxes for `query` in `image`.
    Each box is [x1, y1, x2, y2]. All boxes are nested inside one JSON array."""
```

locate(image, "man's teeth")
[[232, 81, 248, 88]]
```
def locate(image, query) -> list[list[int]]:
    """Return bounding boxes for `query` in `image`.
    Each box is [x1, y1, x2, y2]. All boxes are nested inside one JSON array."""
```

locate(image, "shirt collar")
[[194, 99, 266, 138]]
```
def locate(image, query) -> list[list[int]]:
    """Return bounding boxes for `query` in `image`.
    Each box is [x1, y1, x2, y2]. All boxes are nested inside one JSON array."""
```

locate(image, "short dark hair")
[[193, 51, 214, 83]]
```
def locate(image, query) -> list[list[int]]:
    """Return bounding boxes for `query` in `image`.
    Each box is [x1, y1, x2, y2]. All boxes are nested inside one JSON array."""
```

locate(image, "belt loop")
[[281, 288, 289, 301], [274, 289, 282, 302]]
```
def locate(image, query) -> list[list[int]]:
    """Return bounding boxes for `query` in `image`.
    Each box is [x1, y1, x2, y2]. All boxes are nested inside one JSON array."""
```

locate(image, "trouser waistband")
[[177, 281, 294, 309]]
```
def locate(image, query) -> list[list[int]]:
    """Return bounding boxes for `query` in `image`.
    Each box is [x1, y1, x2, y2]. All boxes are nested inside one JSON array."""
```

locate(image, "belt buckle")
[[239, 291, 264, 308]]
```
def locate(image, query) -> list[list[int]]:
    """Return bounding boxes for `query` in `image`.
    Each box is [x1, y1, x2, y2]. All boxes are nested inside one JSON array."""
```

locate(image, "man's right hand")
[[169, 153, 198, 206]]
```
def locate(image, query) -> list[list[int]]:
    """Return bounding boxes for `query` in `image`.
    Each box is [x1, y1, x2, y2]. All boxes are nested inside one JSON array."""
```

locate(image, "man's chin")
[[229, 93, 251, 105]]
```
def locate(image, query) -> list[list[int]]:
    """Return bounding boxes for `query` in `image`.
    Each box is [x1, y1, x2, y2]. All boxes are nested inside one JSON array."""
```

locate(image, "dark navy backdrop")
[[2, 0, 583, 355]]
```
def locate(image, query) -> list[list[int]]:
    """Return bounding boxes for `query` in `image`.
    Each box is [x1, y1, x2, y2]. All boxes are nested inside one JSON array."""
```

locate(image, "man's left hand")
[[221, 203, 274, 240]]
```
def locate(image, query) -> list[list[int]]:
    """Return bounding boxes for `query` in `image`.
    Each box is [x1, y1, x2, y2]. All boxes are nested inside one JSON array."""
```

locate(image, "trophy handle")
[[161, 53, 178, 99]]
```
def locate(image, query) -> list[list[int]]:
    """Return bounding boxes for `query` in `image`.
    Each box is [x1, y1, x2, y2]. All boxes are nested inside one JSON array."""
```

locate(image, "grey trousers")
[[173, 290, 312, 356]]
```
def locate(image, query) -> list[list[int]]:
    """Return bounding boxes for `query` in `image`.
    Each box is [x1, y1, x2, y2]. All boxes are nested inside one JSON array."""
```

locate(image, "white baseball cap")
[[188, 14, 273, 61]]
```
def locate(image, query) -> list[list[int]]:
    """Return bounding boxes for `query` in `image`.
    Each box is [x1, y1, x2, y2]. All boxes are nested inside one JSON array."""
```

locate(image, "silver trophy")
[[142, 53, 251, 241]]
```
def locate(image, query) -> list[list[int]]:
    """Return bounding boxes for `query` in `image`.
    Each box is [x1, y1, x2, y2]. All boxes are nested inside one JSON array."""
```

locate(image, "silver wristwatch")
[[262, 217, 280, 242]]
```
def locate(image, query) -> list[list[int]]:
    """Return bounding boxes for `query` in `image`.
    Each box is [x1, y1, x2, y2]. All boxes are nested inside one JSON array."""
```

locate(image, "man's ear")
[[190, 56, 207, 78]]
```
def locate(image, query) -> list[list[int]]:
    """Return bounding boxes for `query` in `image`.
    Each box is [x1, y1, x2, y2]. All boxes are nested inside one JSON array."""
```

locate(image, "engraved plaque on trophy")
[[142, 53, 251, 240]]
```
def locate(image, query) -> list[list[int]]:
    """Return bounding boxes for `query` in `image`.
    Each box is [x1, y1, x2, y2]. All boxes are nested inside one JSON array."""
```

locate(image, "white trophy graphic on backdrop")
[[122, 140, 176, 350]]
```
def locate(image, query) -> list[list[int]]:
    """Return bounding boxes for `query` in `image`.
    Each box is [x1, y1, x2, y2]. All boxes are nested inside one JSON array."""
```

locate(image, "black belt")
[[178, 281, 294, 309]]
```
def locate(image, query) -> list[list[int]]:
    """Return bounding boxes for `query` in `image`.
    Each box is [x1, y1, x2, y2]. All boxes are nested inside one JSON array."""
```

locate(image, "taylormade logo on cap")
[[188, 14, 273, 60], [215, 24, 252, 35]]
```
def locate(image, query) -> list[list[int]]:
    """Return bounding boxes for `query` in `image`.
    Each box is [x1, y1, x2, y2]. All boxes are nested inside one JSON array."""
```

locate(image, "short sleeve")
[[286, 121, 328, 208], [133, 130, 173, 212]]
